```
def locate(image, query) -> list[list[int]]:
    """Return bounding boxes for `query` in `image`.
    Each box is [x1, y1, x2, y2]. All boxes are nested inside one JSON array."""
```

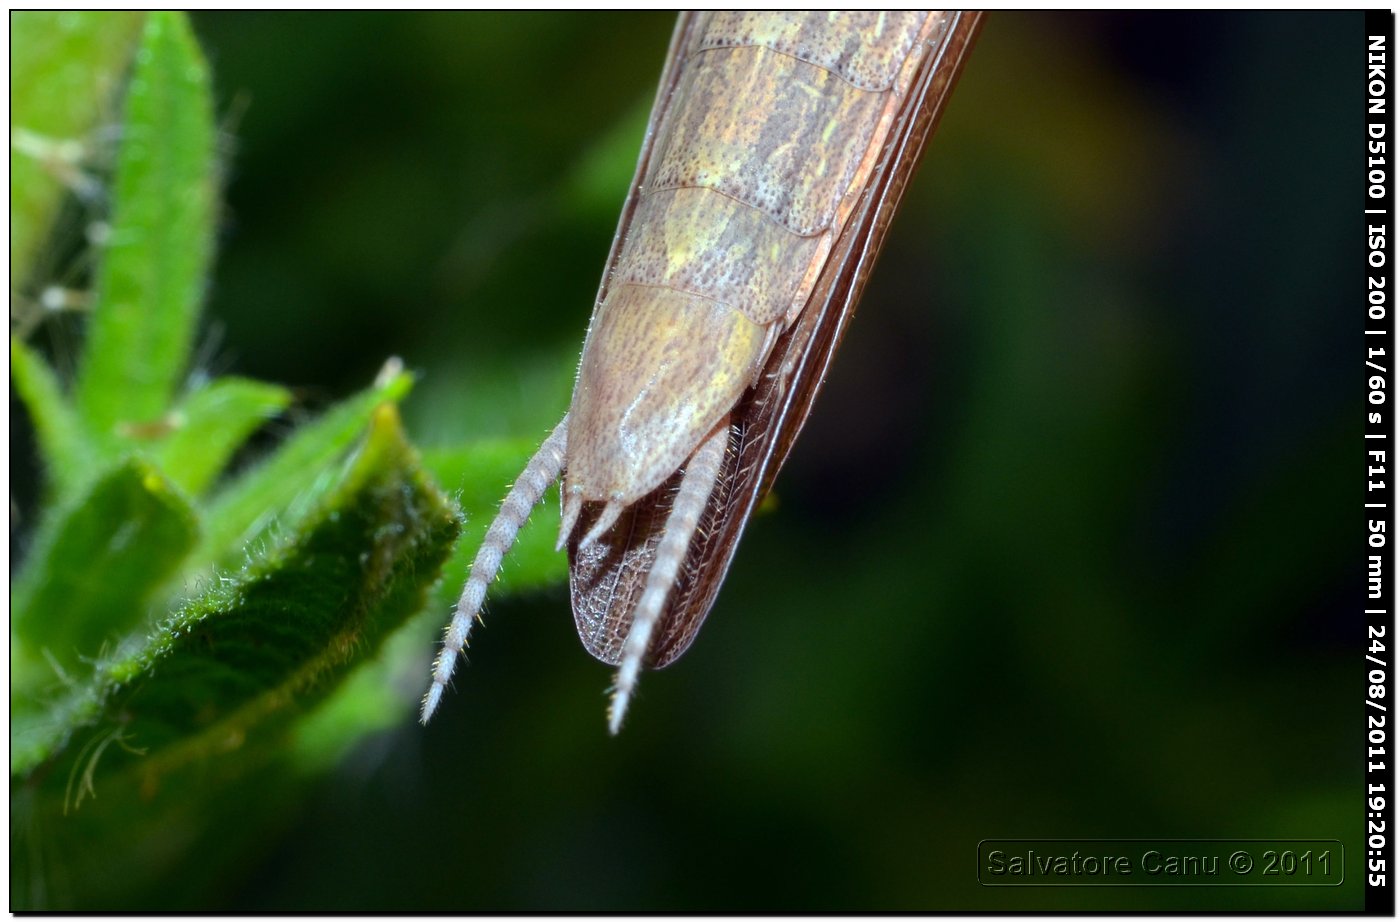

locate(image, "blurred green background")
[[12, 11, 1361, 911]]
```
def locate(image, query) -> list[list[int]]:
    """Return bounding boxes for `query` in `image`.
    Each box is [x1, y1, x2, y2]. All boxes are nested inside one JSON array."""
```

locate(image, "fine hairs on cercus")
[[422, 11, 983, 733]]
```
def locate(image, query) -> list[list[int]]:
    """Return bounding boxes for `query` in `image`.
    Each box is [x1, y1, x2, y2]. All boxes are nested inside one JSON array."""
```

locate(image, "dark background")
[[24, 11, 1366, 911]]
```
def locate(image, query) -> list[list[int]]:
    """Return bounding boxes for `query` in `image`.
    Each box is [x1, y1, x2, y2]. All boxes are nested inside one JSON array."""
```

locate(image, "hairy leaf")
[[74, 11, 216, 441], [11, 458, 199, 687], [13, 405, 458, 784], [195, 365, 413, 572]]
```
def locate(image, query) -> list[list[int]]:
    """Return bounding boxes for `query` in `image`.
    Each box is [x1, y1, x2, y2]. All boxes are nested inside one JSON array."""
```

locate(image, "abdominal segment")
[[567, 283, 764, 507]]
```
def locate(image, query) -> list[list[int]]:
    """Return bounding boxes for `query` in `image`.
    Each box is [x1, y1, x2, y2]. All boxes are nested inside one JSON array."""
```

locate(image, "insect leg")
[[420, 414, 570, 724], [607, 418, 730, 734]]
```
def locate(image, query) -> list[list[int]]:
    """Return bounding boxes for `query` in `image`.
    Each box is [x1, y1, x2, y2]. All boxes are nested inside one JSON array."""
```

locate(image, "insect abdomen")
[[426, 11, 981, 727]]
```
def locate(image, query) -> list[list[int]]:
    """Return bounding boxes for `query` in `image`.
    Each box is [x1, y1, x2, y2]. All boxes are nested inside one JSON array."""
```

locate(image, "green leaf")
[[154, 377, 293, 497], [74, 11, 216, 441], [11, 457, 199, 685], [12, 404, 459, 784], [10, 11, 145, 287], [194, 365, 413, 572], [11, 406, 460, 910], [10, 335, 92, 499]]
